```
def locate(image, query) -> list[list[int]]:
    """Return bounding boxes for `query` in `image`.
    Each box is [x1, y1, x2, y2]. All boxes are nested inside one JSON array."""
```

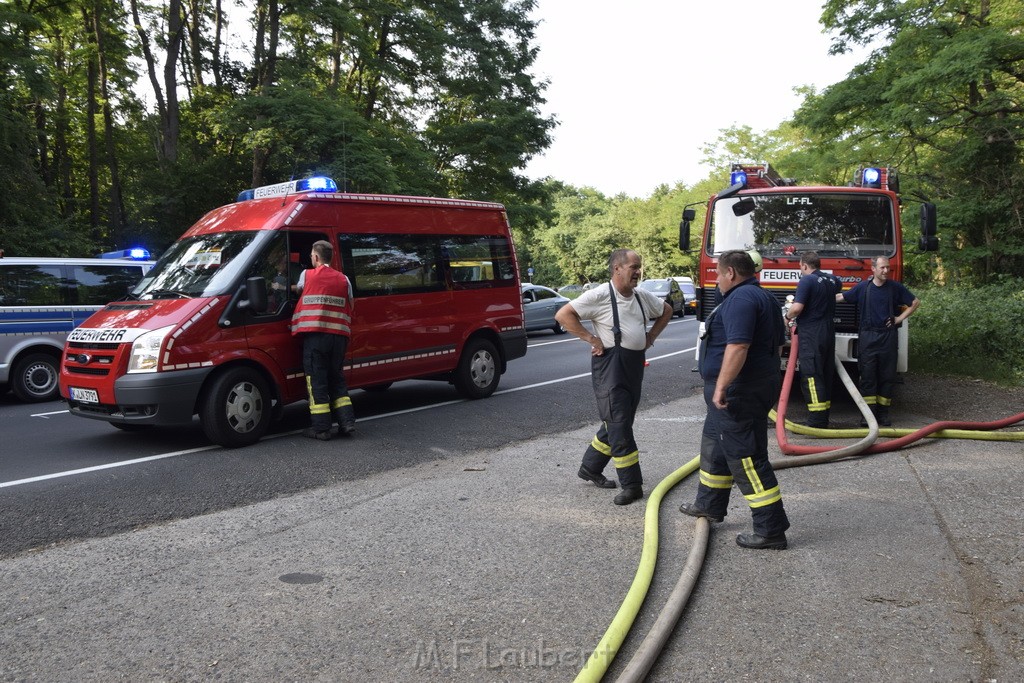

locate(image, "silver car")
[[521, 284, 570, 334]]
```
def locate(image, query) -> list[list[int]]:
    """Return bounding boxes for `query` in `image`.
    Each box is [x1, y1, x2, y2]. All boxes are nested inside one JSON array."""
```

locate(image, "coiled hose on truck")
[[574, 330, 1024, 683]]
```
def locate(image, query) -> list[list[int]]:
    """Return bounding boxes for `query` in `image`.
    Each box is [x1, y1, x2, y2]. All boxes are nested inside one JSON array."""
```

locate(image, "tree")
[[798, 0, 1024, 283]]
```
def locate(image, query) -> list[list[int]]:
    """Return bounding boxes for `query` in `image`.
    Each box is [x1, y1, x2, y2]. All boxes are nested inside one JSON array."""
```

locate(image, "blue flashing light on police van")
[[730, 171, 747, 187], [861, 167, 882, 188], [99, 247, 151, 260], [237, 176, 339, 202]]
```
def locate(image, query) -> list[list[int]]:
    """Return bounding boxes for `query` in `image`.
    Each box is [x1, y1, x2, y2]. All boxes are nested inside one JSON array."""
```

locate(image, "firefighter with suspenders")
[[555, 249, 673, 506], [291, 240, 356, 440]]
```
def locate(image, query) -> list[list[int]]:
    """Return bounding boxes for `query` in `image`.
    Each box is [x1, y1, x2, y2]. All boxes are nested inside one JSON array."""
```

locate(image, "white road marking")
[[5, 340, 698, 488]]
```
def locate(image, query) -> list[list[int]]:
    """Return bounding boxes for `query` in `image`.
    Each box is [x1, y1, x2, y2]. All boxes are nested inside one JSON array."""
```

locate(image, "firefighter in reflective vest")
[[785, 251, 842, 429], [291, 240, 355, 440]]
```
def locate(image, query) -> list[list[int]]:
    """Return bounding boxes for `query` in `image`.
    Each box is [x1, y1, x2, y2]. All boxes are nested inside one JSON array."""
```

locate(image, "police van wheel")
[[11, 352, 60, 403], [199, 368, 271, 447], [454, 338, 499, 399]]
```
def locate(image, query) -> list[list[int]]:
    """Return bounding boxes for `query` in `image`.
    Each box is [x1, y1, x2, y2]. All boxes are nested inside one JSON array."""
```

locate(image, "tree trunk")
[[251, 0, 280, 187], [163, 0, 183, 163], [129, 0, 168, 142], [82, 6, 101, 240], [213, 0, 223, 88], [93, 0, 125, 246], [187, 0, 205, 89]]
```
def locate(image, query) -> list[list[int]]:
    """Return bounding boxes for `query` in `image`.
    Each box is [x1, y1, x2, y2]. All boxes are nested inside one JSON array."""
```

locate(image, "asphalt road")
[[0, 316, 702, 557], [3, 315, 1021, 682]]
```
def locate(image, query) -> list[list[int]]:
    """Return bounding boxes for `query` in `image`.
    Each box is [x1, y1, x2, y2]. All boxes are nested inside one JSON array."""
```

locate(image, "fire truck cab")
[[680, 163, 938, 371]]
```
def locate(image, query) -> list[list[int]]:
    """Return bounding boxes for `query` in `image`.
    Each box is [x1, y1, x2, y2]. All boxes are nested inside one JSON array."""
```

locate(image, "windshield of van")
[[133, 231, 266, 299], [708, 193, 895, 258]]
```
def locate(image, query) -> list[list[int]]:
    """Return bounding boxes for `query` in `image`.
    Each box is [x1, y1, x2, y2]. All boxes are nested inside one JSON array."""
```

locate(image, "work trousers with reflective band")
[[302, 332, 353, 432], [797, 321, 835, 425], [695, 375, 790, 538], [858, 327, 897, 412], [581, 346, 645, 489]]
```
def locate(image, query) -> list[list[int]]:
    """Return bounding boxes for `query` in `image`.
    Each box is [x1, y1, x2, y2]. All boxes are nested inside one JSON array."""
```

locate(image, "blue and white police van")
[[0, 251, 154, 402]]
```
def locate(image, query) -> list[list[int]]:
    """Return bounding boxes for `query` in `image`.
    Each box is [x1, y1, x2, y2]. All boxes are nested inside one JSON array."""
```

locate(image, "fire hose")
[[574, 329, 1024, 683]]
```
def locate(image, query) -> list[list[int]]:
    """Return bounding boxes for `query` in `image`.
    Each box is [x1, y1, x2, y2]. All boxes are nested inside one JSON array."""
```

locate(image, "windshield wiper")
[[148, 288, 193, 299]]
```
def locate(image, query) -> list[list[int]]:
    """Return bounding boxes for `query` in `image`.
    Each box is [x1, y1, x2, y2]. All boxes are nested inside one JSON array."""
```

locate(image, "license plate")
[[70, 387, 99, 404]]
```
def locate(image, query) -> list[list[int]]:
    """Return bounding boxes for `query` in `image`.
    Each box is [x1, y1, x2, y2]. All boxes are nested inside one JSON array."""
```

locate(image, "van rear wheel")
[[11, 352, 60, 402], [199, 367, 271, 447], [454, 338, 499, 399]]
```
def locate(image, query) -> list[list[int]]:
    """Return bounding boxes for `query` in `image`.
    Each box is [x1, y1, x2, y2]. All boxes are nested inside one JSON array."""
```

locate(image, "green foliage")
[[805, 0, 1024, 284], [909, 279, 1024, 385], [0, 0, 554, 257]]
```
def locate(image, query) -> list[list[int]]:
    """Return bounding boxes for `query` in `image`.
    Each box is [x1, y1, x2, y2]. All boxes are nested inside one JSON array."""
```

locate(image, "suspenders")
[[608, 282, 646, 348]]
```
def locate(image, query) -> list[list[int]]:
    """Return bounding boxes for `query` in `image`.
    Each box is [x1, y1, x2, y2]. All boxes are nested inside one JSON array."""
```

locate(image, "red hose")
[[776, 330, 1024, 457]]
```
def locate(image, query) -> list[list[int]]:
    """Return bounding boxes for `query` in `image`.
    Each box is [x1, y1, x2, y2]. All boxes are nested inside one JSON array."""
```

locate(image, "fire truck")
[[679, 163, 938, 370]]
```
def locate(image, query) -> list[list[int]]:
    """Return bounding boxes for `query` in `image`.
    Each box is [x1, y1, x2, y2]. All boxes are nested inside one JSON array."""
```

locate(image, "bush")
[[910, 279, 1024, 386]]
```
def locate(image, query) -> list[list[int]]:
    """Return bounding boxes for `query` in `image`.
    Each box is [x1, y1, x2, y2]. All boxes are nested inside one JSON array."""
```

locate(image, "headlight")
[[127, 325, 174, 373]]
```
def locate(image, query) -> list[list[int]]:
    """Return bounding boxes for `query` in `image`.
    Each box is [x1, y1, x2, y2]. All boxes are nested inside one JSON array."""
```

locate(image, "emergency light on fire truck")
[[235, 176, 339, 202]]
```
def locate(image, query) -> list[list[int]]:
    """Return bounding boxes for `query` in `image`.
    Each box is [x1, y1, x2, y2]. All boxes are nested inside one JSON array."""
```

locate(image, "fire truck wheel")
[[11, 352, 60, 403], [199, 367, 271, 447], [454, 338, 499, 399]]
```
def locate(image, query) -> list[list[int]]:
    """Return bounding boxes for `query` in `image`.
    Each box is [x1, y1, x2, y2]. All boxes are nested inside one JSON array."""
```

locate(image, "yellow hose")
[[771, 411, 1024, 441], [573, 455, 700, 683]]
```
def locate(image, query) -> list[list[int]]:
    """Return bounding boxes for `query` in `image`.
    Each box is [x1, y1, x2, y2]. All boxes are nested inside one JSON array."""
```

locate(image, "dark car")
[[639, 278, 684, 317], [673, 277, 697, 315], [521, 284, 570, 334]]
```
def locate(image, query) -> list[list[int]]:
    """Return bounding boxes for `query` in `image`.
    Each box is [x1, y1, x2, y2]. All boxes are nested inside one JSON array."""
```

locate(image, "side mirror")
[[238, 276, 268, 311], [920, 202, 937, 236], [919, 203, 938, 251], [679, 208, 695, 251]]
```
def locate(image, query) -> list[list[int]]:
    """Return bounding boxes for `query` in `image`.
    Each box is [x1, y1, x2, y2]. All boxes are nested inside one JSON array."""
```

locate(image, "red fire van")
[[59, 178, 527, 447]]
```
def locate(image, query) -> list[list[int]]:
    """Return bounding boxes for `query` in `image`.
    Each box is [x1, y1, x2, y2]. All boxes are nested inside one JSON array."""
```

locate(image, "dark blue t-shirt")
[[842, 279, 916, 330], [700, 277, 784, 381], [794, 269, 842, 326]]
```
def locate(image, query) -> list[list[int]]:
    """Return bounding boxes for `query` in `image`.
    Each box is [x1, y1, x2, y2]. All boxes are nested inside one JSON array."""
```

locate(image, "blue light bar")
[[295, 177, 338, 192], [861, 167, 882, 188], [238, 176, 339, 201], [99, 248, 151, 260], [730, 171, 748, 187]]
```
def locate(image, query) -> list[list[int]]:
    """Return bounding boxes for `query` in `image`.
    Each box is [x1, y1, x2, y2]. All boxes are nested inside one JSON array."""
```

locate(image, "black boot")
[[613, 486, 643, 506], [334, 406, 356, 435]]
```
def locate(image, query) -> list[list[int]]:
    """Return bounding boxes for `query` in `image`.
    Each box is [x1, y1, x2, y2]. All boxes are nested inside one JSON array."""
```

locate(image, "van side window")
[[341, 234, 444, 296], [72, 265, 146, 305], [0, 265, 65, 306], [443, 235, 516, 286]]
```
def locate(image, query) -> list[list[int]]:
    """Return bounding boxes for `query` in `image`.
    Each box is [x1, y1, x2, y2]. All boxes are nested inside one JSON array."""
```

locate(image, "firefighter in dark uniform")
[[785, 251, 843, 428], [291, 240, 356, 440], [838, 255, 920, 426], [555, 249, 673, 506], [680, 249, 791, 549]]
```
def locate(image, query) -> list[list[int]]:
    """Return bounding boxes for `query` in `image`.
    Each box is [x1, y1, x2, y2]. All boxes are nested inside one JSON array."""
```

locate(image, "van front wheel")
[[200, 368, 271, 447], [454, 339, 499, 399]]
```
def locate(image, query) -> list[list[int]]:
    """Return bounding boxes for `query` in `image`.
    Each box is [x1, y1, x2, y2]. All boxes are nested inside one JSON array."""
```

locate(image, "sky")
[[524, 1, 867, 197]]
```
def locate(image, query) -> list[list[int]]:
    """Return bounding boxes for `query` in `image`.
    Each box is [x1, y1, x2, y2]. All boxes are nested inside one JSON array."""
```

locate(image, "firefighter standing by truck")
[[838, 255, 920, 427], [680, 250, 790, 549], [291, 240, 357, 440], [785, 251, 843, 428], [555, 249, 672, 506]]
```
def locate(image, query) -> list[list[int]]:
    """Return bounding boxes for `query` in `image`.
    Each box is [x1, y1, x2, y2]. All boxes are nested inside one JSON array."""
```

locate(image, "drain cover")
[[278, 572, 324, 584]]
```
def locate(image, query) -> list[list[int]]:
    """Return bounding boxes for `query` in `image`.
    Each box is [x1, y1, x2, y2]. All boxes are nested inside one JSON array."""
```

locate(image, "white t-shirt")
[[570, 282, 664, 351]]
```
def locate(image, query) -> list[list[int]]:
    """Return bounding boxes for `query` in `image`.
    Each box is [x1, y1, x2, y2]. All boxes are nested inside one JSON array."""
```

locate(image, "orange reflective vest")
[[290, 265, 353, 337]]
